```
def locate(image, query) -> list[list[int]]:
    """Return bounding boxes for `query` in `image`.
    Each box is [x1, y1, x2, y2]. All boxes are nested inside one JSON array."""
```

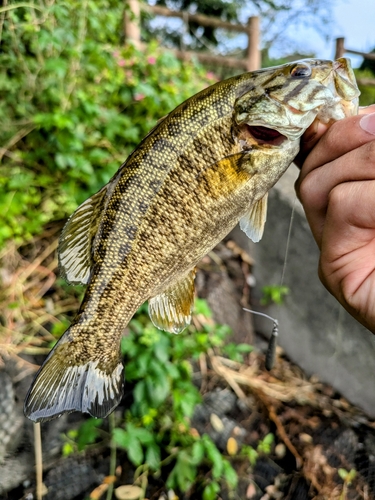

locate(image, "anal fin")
[[239, 192, 268, 243], [148, 269, 196, 334]]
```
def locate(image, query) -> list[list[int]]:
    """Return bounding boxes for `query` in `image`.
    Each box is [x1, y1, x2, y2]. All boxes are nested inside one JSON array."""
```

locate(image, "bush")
[[0, 0, 213, 247], [355, 69, 375, 107]]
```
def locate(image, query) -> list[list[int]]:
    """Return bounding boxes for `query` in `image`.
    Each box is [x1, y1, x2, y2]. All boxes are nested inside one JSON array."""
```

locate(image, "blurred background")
[[1, 1, 375, 499]]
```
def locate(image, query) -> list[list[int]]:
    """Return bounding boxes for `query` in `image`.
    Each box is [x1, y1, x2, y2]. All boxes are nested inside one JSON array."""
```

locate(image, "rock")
[[0, 370, 23, 463], [44, 457, 98, 500]]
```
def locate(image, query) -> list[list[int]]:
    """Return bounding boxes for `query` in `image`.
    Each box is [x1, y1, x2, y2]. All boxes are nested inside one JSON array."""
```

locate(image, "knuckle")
[[327, 183, 349, 210]]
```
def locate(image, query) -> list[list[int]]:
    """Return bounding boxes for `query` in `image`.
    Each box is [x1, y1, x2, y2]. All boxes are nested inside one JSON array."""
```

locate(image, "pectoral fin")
[[58, 186, 108, 285], [148, 269, 196, 334], [239, 192, 268, 243]]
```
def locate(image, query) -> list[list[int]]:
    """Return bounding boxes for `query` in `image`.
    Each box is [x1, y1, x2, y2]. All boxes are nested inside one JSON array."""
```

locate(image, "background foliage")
[[356, 51, 375, 106], [0, 0, 213, 247], [1, 0, 373, 250]]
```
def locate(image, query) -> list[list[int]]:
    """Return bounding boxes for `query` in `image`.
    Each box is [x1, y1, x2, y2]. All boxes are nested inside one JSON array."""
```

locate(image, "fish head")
[[234, 57, 360, 146]]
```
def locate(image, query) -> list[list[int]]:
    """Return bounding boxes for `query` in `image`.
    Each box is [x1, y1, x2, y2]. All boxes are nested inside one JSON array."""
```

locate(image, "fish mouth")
[[243, 125, 288, 146]]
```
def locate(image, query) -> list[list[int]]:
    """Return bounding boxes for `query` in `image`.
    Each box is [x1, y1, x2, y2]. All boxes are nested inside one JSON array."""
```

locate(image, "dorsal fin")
[[148, 269, 196, 334], [58, 186, 108, 285], [239, 192, 268, 243]]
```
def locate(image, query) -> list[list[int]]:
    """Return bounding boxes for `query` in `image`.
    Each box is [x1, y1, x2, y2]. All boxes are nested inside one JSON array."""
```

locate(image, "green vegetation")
[[261, 284, 290, 306], [338, 468, 357, 500], [241, 433, 275, 466], [355, 69, 375, 107], [0, 0, 213, 248], [61, 299, 250, 498]]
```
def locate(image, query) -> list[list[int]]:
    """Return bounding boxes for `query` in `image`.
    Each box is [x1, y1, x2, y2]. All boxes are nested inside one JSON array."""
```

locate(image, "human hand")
[[295, 105, 375, 333]]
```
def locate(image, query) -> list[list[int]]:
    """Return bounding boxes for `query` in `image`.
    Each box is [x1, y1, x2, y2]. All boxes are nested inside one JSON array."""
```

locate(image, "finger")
[[297, 138, 375, 246], [298, 105, 375, 183], [318, 180, 375, 331], [295, 108, 375, 203], [295, 105, 375, 169]]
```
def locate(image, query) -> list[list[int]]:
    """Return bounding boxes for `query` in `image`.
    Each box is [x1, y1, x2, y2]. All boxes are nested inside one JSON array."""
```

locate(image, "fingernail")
[[360, 113, 375, 135]]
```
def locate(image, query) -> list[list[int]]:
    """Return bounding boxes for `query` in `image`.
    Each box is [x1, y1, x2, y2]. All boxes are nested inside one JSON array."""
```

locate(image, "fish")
[[24, 58, 360, 423]]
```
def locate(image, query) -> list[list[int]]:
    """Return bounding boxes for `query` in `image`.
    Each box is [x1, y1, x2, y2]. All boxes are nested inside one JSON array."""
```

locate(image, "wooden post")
[[124, 0, 141, 48], [246, 16, 260, 72], [335, 37, 345, 59]]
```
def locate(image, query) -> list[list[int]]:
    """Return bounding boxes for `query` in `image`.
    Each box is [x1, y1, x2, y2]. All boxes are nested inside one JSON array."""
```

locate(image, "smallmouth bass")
[[24, 58, 359, 422]]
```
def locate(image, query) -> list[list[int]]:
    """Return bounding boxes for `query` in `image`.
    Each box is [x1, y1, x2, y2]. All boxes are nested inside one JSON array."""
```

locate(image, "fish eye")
[[290, 64, 312, 78]]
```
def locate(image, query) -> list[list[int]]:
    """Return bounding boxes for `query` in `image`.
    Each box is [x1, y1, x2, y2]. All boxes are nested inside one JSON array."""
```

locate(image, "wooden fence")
[[124, 0, 261, 71], [335, 38, 375, 87], [124, 3, 375, 87]]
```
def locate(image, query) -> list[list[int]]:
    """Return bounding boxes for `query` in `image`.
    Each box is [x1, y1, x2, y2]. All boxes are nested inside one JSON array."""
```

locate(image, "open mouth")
[[245, 125, 287, 146]]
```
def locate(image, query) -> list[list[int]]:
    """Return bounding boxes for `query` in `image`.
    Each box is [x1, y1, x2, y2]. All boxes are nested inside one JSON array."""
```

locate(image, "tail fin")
[[24, 334, 124, 423]]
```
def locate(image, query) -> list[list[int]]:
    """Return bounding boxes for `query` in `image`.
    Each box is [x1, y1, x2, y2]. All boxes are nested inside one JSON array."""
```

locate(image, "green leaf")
[[338, 468, 348, 480], [133, 427, 154, 445], [191, 440, 205, 465], [62, 442, 75, 457], [203, 436, 224, 479], [194, 298, 212, 318], [116, 424, 145, 466], [202, 481, 220, 500], [77, 418, 103, 451], [261, 285, 290, 305], [242, 445, 258, 466], [154, 337, 170, 363], [222, 460, 238, 489], [133, 380, 147, 404], [127, 437, 144, 467], [145, 442, 161, 470], [146, 373, 170, 407], [112, 428, 130, 449]]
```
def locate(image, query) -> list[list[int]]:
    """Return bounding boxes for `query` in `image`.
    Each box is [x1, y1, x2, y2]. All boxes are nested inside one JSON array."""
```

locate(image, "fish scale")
[[24, 58, 360, 422]]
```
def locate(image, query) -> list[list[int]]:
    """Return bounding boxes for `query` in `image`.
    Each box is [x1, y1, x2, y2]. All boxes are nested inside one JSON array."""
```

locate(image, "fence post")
[[335, 37, 345, 59], [246, 16, 261, 71], [124, 0, 141, 48]]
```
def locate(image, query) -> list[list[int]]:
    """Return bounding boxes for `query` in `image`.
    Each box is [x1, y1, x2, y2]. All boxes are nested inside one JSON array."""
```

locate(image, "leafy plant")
[[355, 68, 375, 107], [338, 468, 356, 500], [241, 433, 275, 466], [64, 299, 242, 496], [223, 341, 253, 362], [261, 284, 290, 305], [0, 0, 212, 248]]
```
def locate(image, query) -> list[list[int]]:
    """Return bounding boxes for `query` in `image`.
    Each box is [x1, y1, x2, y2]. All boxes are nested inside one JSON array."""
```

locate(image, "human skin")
[[295, 105, 375, 333]]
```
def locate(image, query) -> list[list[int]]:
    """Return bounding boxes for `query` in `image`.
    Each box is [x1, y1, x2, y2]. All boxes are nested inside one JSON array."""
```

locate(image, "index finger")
[[295, 105, 375, 170], [296, 105, 375, 187]]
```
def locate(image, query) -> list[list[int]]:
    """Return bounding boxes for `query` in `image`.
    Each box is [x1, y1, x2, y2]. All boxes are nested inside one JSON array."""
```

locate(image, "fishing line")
[[280, 198, 297, 288], [266, 197, 297, 369], [244, 197, 297, 370]]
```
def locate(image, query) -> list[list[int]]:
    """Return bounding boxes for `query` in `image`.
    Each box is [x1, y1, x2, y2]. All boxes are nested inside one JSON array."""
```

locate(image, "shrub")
[[0, 0, 212, 247]]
